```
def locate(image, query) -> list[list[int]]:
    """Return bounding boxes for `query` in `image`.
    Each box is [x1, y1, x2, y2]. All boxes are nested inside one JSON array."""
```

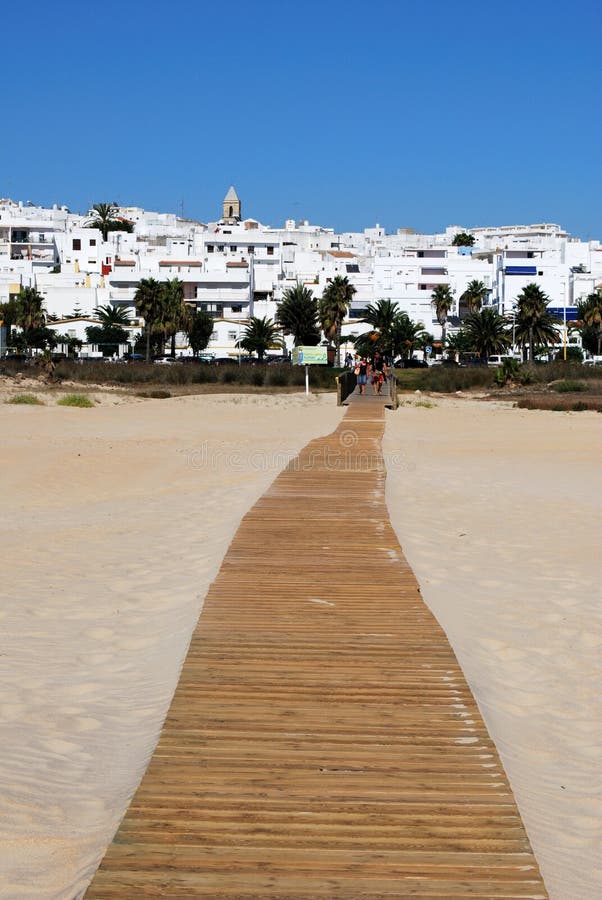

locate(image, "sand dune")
[[0, 393, 343, 899], [383, 398, 602, 900]]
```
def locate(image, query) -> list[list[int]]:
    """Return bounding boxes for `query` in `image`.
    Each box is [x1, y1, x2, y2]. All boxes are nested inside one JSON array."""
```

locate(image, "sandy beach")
[[384, 398, 601, 900], [0, 389, 600, 899], [0, 391, 343, 899]]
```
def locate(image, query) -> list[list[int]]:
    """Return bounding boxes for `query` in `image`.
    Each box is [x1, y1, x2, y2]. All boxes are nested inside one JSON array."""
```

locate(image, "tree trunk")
[[171, 333, 176, 357], [336, 324, 342, 367], [146, 324, 151, 363], [529, 326, 534, 363]]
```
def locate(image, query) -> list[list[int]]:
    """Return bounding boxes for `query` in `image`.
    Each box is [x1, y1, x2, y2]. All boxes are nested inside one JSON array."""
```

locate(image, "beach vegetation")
[[7, 393, 44, 405], [551, 379, 588, 393], [137, 390, 172, 399], [57, 393, 95, 407]]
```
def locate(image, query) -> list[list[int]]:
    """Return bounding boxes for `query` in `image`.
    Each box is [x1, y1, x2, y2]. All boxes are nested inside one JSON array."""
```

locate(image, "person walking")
[[373, 351, 386, 395], [355, 357, 368, 394]]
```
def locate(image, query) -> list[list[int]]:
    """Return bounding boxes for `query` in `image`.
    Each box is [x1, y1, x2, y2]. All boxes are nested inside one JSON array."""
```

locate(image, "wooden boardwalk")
[[86, 402, 547, 898]]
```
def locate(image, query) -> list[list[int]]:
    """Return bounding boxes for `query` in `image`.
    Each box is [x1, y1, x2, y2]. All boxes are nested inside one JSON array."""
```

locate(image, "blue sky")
[[2, 0, 600, 237]]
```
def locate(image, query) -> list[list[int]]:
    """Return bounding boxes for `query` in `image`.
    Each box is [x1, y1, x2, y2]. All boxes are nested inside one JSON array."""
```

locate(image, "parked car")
[[395, 357, 428, 369], [180, 354, 214, 364], [266, 355, 291, 365]]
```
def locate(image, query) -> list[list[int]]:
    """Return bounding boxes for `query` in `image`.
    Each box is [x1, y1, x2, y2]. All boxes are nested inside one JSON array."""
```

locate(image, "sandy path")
[[0, 393, 343, 899], [383, 398, 601, 900]]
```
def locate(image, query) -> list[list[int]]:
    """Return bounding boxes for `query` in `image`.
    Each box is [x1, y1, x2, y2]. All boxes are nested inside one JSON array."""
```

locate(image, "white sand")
[[383, 398, 602, 900], [0, 392, 343, 899]]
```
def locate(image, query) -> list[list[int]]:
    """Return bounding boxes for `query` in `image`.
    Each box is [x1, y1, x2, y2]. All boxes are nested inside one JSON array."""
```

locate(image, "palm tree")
[[319, 275, 356, 365], [463, 308, 511, 364], [276, 282, 320, 346], [452, 232, 475, 247], [161, 279, 191, 357], [581, 289, 602, 356], [431, 285, 454, 348], [388, 313, 427, 361], [94, 304, 131, 327], [361, 299, 401, 358], [514, 283, 560, 363], [364, 298, 399, 334], [237, 316, 284, 361], [355, 311, 426, 362], [134, 278, 165, 362], [87, 203, 133, 241], [459, 280, 487, 318], [15, 286, 46, 331], [15, 287, 46, 352]]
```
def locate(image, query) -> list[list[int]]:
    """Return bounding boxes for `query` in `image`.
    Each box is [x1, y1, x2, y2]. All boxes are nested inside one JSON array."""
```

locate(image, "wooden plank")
[[86, 402, 547, 898]]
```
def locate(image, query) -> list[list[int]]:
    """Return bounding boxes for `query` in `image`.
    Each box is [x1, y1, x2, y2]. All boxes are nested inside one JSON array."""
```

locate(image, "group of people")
[[345, 351, 388, 395]]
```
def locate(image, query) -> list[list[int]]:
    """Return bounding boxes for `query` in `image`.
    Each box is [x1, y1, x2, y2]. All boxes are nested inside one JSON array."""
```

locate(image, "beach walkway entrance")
[[86, 402, 547, 898]]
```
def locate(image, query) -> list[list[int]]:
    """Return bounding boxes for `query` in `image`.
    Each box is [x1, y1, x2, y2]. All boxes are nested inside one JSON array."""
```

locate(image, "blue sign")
[[425, 345, 432, 354]]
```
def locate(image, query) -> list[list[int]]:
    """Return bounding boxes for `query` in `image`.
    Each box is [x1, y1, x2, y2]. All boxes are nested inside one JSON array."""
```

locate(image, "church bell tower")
[[222, 186, 241, 223]]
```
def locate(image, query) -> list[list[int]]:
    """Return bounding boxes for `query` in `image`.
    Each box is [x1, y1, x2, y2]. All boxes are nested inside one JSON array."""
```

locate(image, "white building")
[[2, 190, 601, 359]]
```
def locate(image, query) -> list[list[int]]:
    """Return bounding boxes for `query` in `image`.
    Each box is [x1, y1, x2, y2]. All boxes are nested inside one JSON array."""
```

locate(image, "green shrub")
[[267, 368, 290, 387], [251, 370, 265, 387], [555, 347, 584, 363], [57, 393, 95, 408], [7, 393, 44, 405], [572, 401, 590, 411], [552, 380, 588, 393]]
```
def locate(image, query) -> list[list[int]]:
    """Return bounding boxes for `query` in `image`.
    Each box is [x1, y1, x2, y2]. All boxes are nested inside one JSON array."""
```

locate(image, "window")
[[90, 239, 96, 247], [231, 305, 243, 313], [218, 245, 224, 252], [228, 330, 237, 341], [267, 246, 274, 256], [207, 245, 214, 253], [72, 239, 81, 251], [248, 246, 254, 254], [230, 245, 237, 252], [88, 259, 96, 264]]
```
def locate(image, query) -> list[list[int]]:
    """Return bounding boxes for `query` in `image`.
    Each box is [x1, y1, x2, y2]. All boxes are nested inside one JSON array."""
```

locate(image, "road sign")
[[425, 345, 432, 355], [291, 346, 328, 365]]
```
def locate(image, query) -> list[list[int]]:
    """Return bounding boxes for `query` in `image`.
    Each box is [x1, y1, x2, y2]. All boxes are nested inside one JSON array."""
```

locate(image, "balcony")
[[196, 288, 250, 302]]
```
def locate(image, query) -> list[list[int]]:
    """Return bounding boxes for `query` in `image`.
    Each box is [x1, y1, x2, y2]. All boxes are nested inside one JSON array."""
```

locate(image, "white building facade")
[[2, 190, 601, 359]]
